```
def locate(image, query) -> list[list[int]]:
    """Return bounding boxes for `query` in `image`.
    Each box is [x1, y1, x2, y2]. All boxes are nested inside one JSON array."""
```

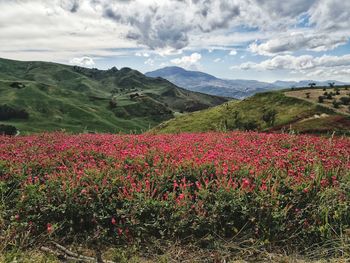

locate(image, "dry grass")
[[285, 87, 350, 116], [1, 238, 348, 263]]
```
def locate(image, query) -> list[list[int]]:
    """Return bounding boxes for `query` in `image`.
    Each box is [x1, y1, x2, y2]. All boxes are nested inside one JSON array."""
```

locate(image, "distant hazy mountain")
[[146, 67, 348, 99]]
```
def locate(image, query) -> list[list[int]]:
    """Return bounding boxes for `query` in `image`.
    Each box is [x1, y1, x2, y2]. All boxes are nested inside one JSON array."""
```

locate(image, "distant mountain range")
[[146, 67, 348, 99]]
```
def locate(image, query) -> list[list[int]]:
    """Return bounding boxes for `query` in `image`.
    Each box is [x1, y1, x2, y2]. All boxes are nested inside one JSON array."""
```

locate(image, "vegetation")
[[0, 105, 29, 121], [0, 124, 17, 135], [152, 91, 350, 134], [1, 132, 349, 262], [0, 58, 228, 134]]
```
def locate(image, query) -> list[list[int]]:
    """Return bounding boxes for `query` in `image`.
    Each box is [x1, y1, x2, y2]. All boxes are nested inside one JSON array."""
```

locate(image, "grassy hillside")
[[0, 58, 228, 134], [285, 86, 350, 115], [152, 90, 350, 134]]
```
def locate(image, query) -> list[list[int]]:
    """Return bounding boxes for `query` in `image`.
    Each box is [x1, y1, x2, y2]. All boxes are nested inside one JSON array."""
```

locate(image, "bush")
[[318, 96, 324, 103], [339, 96, 350, 105], [332, 100, 341, 108], [10, 82, 25, 89], [262, 109, 277, 127], [0, 124, 17, 135], [109, 98, 118, 109], [242, 120, 259, 131], [326, 94, 333, 100]]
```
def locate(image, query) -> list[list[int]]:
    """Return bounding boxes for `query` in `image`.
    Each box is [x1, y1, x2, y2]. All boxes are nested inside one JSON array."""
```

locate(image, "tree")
[[328, 82, 335, 88], [0, 124, 17, 136], [308, 82, 316, 88], [262, 109, 277, 127]]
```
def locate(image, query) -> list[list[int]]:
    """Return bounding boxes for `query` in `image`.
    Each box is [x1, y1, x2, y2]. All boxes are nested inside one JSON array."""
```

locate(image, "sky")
[[1, 0, 350, 82]]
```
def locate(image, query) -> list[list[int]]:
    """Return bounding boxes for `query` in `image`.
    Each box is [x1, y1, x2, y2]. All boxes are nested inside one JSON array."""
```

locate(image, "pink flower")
[[47, 223, 53, 233]]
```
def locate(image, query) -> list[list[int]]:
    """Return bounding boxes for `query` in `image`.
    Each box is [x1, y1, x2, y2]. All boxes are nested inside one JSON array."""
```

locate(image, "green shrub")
[[0, 124, 17, 135]]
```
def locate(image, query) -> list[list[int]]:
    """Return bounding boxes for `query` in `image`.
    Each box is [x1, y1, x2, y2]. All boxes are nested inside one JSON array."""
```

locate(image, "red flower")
[[47, 223, 53, 233], [241, 178, 250, 189], [111, 217, 116, 225]]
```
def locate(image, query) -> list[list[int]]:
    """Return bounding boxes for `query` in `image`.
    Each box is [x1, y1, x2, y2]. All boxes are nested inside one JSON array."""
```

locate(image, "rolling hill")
[[152, 87, 350, 135], [146, 66, 349, 99], [0, 58, 228, 134]]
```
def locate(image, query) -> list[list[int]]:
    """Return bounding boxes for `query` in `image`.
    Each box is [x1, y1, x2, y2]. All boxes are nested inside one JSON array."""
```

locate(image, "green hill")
[[152, 90, 350, 135], [0, 58, 228, 134]]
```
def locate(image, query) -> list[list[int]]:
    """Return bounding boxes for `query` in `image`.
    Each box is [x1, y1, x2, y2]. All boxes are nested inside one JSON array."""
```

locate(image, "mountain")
[[146, 67, 349, 99], [145, 67, 279, 99], [151, 88, 350, 135], [0, 58, 228, 134]]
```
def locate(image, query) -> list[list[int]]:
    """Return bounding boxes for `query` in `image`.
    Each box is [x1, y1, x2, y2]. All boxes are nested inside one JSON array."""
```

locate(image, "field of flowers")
[[0, 132, 349, 255]]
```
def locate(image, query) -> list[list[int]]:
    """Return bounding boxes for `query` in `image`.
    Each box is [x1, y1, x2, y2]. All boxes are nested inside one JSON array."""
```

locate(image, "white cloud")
[[214, 58, 221, 63], [0, 0, 349, 81], [238, 54, 350, 71], [135, 52, 150, 57], [144, 58, 154, 66], [0, 0, 133, 62], [229, 49, 237, 56], [309, 0, 350, 30], [171, 52, 202, 69], [249, 32, 348, 56], [69, 56, 95, 67]]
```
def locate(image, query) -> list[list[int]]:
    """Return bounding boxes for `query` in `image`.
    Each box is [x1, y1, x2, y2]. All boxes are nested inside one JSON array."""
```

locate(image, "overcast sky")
[[1, 0, 350, 82]]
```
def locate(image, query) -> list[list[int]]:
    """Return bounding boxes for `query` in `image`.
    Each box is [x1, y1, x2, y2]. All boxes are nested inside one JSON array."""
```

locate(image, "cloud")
[[60, 0, 80, 13], [144, 58, 154, 66], [0, 0, 350, 82], [306, 67, 350, 81], [238, 54, 350, 71], [214, 58, 221, 63], [97, 0, 268, 51], [229, 49, 237, 56], [101, 0, 193, 50], [69, 56, 95, 67], [0, 0, 134, 62], [249, 32, 348, 56], [135, 52, 150, 57], [171, 52, 202, 69], [309, 0, 350, 30]]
